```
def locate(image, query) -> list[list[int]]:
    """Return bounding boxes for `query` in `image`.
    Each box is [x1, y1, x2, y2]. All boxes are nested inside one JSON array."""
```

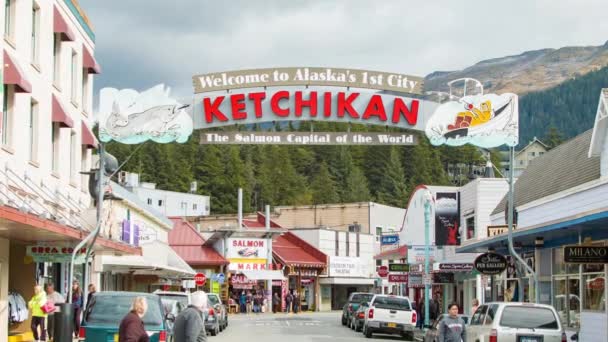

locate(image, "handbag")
[[41, 300, 56, 314]]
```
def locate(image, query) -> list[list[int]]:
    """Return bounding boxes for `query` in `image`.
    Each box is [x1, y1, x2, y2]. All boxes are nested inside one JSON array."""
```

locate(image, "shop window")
[[466, 216, 475, 239], [583, 274, 605, 311]]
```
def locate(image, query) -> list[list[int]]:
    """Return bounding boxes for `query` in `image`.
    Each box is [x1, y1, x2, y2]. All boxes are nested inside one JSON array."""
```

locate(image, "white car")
[[362, 295, 416, 340], [467, 302, 566, 342]]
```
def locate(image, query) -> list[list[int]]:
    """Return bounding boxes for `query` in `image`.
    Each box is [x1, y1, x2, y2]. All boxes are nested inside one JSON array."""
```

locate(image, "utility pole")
[[423, 190, 432, 328]]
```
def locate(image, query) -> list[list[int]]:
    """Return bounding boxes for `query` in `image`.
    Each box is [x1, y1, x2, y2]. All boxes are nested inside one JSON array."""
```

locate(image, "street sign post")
[[194, 273, 207, 286]]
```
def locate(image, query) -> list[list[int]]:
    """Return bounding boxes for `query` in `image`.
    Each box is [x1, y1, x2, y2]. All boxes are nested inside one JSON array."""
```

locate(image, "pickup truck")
[[363, 295, 416, 340]]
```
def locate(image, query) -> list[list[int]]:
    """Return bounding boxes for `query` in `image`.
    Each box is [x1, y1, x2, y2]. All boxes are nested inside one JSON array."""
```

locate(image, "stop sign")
[[378, 266, 389, 278], [194, 273, 206, 286]]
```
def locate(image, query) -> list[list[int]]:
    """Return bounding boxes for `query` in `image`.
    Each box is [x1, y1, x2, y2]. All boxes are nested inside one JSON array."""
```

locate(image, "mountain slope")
[[425, 41, 608, 95]]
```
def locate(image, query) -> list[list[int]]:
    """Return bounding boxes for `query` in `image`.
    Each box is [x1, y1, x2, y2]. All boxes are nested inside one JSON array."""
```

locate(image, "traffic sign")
[[377, 266, 389, 277], [194, 273, 207, 286]]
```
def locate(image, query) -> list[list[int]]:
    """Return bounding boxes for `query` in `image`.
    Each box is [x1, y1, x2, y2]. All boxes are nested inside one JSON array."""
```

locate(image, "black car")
[[341, 292, 374, 326], [349, 301, 369, 332]]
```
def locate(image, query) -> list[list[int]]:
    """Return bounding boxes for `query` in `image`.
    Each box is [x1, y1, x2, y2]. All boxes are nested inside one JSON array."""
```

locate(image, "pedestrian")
[[118, 297, 149, 342], [272, 293, 280, 313], [71, 281, 83, 338], [87, 284, 96, 308], [246, 291, 253, 314], [416, 295, 424, 329], [293, 292, 300, 314], [173, 291, 207, 342], [45, 283, 65, 340], [430, 293, 440, 322], [239, 292, 246, 314], [471, 298, 479, 315], [285, 291, 293, 313], [28, 285, 47, 342], [437, 303, 466, 342]]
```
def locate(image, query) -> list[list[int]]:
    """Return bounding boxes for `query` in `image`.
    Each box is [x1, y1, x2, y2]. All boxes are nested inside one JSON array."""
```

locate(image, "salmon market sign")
[[98, 68, 519, 148]]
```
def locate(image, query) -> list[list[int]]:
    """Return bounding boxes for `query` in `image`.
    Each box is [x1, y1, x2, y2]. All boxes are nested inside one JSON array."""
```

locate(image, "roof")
[[374, 245, 408, 260], [589, 88, 608, 157], [492, 129, 601, 216], [272, 232, 327, 268], [168, 217, 228, 266], [242, 212, 283, 229]]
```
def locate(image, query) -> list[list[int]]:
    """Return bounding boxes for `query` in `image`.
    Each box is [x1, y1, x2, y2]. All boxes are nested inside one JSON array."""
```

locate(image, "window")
[[348, 224, 361, 233], [356, 233, 360, 257], [2, 85, 12, 146], [484, 304, 498, 325], [81, 72, 89, 112], [53, 34, 61, 87], [31, 4, 40, 65], [470, 305, 487, 325], [376, 259, 382, 267], [466, 216, 475, 239], [147, 198, 152, 205], [375, 227, 382, 242], [529, 151, 536, 158], [71, 50, 78, 104], [583, 274, 605, 311], [4, 0, 14, 41], [539, 151, 544, 156], [158, 200, 163, 207], [499, 306, 559, 330], [519, 160, 524, 166], [51, 123, 60, 172], [345, 232, 350, 257], [335, 231, 339, 257], [27, 99, 38, 161], [81, 147, 88, 189], [70, 131, 77, 180], [193, 203, 197, 210]]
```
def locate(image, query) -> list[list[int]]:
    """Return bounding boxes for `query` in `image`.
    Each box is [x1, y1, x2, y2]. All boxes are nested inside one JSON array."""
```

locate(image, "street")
[[215, 312, 424, 342]]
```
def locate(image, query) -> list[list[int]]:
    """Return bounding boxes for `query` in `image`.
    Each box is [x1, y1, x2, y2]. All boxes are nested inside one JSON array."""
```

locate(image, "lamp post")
[[423, 190, 433, 328]]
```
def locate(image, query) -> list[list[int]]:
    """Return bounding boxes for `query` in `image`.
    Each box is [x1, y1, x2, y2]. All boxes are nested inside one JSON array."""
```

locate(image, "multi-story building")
[[119, 172, 211, 217], [502, 137, 549, 178], [0, 2, 137, 341]]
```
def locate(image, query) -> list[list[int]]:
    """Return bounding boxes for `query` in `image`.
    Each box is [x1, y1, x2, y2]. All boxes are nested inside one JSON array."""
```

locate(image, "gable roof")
[[168, 217, 205, 245], [515, 137, 549, 156], [168, 217, 228, 266], [273, 232, 327, 268], [492, 129, 601, 216]]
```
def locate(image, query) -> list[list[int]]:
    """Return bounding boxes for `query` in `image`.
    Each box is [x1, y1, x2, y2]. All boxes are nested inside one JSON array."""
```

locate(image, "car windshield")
[[372, 296, 411, 311], [208, 295, 220, 306], [158, 294, 188, 307], [84, 294, 163, 327], [351, 294, 374, 303], [499, 306, 559, 330]]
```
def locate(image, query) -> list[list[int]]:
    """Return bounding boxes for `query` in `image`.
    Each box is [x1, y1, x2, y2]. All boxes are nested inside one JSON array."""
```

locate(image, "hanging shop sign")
[[329, 256, 365, 277], [227, 262, 282, 271], [200, 131, 417, 146], [408, 273, 424, 288], [226, 238, 269, 259], [193, 67, 424, 94], [288, 268, 318, 277], [388, 274, 408, 283], [438, 263, 474, 272], [432, 272, 455, 284], [27, 245, 87, 263], [381, 235, 400, 246], [435, 192, 460, 246], [230, 274, 257, 289], [407, 245, 438, 264], [564, 245, 608, 264], [389, 263, 410, 272], [474, 252, 508, 275], [486, 225, 518, 237]]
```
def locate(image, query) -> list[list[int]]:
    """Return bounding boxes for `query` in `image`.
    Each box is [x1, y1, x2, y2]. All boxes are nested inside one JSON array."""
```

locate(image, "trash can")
[[53, 303, 74, 342]]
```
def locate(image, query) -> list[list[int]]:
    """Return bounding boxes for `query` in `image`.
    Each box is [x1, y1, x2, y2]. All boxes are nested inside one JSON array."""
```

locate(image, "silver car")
[[467, 302, 566, 342]]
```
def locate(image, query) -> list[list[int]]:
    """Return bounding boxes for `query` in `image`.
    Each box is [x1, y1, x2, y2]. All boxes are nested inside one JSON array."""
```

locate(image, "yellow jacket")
[[28, 292, 47, 318]]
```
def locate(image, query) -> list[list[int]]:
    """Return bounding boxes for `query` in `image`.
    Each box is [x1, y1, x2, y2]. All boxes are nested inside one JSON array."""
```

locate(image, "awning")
[[81, 121, 98, 148], [272, 232, 327, 268], [3, 50, 32, 93], [53, 6, 75, 41], [241, 270, 285, 281], [319, 277, 375, 285], [101, 240, 195, 276], [52, 95, 74, 128], [82, 45, 101, 74]]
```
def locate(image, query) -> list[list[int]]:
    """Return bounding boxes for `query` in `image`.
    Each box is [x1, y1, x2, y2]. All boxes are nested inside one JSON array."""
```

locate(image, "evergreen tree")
[[310, 162, 340, 204], [376, 147, 408, 207], [343, 166, 371, 202], [543, 126, 564, 150]]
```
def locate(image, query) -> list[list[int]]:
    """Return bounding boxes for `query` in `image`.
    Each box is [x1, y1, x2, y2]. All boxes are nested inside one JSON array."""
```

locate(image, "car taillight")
[[78, 327, 85, 339], [489, 329, 497, 342], [411, 311, 417, 324], [358, 312, 364, 319], [159, 330, 167, 342], [348, 304, 353, 312], [561, 332, 567, 342], [209, 308, 215, 316], [368, 308, 374, 319]]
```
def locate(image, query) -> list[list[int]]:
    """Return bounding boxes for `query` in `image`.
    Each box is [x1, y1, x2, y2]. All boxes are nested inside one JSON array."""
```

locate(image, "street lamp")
[[423, 189, 433, 329]]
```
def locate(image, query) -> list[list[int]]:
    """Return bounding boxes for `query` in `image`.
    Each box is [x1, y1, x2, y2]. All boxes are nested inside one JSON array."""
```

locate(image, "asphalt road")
[[213, 312, 424, 342]]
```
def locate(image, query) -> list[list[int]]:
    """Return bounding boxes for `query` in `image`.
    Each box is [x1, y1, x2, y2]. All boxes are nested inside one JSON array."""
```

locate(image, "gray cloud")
[[80, 0, 608, 98]]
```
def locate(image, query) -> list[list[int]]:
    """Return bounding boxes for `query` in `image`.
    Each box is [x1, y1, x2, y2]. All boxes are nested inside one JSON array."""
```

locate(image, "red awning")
[[3, 50, 32, 93], [82, 45, 101, 74], [374, 245, 408, 260], [81, 121, 98, 149], [53, 6, 75, 42], [168, 217, 229, 266], [52, 95, 74, 128], [273, 232, 327, 268]]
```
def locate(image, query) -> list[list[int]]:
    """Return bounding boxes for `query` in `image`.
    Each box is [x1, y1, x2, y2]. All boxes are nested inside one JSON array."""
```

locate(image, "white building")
[[290, 228, 375, 311], [0, 2, 137, 342], [119, 172, 210, 217]]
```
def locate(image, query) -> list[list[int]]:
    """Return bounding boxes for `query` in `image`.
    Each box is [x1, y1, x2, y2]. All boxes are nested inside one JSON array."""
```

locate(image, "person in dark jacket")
[[173, 291, 207, 342], [118, 297, 149, 342], [272, 293, 280, 313], [71, 281, 83, 338], [285, 291, 293, 313]]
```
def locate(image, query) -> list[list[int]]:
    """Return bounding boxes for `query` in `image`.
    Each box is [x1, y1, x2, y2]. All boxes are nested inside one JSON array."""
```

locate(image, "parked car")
[[349, 301, 370, 332], [153, 290, 190, 307], [207, 293, 228, 332], [341, 292, 375, 326], [362, 295, 416, 340], [467, 302, 566, 342], [423, 314, 469, 342], [161, 299, 185, 342], [80, 292, 170, 342]]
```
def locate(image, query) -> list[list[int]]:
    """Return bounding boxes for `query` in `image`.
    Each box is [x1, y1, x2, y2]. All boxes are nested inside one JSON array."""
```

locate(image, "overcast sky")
[[80, 0, 608, 98]]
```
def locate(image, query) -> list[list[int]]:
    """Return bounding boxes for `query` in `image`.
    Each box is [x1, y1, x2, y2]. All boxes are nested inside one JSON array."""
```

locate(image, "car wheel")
[[210, 328, 217, 336], [341, 316, 347, 326], [401, 331, 414, 341], [364, 326, 373, 338], [350, 319, 355, 330], [354, 322, 361, 332]]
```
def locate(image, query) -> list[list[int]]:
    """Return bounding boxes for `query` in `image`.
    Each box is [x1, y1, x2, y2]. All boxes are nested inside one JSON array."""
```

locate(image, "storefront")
[[321, 256, 374, 310]]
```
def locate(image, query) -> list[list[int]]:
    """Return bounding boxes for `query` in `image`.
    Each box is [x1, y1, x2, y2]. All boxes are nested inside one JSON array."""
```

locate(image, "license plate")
[[387, 323, 397, 328], [518, 336, 542, 342]]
